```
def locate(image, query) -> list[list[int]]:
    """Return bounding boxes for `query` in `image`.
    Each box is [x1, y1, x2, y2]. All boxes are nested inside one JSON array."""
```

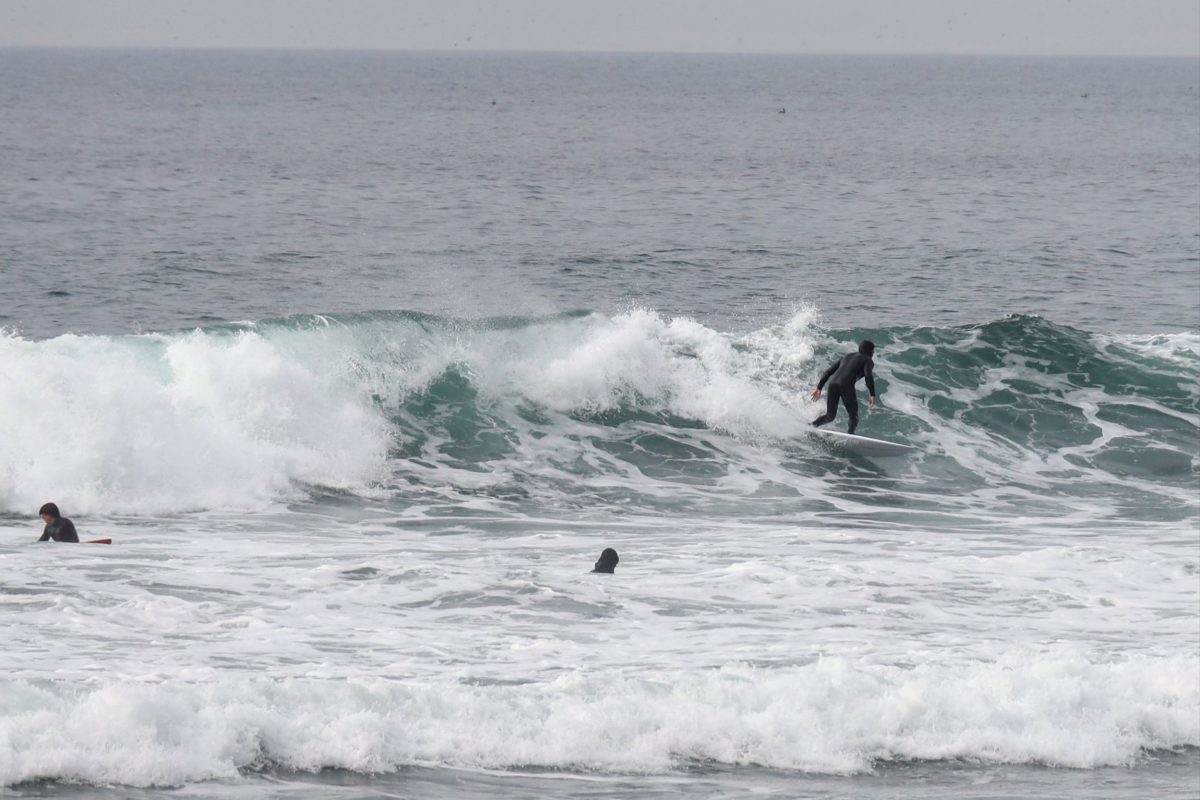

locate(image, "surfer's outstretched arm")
[[812, 359, 841, 400]]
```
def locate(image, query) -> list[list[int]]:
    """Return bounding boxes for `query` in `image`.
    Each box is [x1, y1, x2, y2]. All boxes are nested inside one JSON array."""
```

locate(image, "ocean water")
[[0, 49, 1198, 799]]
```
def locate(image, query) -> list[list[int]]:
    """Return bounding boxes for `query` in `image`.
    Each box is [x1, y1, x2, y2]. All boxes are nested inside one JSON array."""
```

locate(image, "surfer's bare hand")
[[811, 388, 821, 401], [868, 395, 876, 408]]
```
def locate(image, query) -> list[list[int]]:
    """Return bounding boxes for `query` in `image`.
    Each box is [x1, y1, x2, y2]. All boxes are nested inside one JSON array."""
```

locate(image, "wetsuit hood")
[[592, 547, 619, 573], [858, 340, 876, 356]]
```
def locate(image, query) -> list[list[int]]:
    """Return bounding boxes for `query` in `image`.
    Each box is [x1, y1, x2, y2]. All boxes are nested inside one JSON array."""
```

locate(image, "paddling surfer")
[[37, 502, 79, 542], [810, 340, 878, 435], [592, 548, 619, 574]]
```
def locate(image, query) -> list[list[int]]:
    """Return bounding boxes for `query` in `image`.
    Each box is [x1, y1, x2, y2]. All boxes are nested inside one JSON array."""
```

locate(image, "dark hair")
[[859, 340, 876, 356], [593, 547, 619, 574], [39, 502, 60, 518]]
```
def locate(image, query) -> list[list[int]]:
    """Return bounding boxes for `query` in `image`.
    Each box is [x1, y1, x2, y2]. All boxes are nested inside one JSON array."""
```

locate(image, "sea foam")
[[0, 328, 390, 514], [1, 654, 1195, 788]]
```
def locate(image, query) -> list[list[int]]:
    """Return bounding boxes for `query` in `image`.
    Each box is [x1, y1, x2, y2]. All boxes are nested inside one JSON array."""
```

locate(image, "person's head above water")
[[592, 547, 619, 574], [38, 502, 60, 520], [858, 340, 876, 357]]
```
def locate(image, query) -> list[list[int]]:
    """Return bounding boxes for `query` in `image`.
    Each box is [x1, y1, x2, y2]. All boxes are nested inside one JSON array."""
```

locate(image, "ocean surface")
[[0, 49, 1198, 799]]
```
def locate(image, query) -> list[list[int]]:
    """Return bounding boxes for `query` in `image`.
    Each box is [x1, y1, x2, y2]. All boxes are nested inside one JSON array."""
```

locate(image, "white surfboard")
[[808, 427, 914, 457]]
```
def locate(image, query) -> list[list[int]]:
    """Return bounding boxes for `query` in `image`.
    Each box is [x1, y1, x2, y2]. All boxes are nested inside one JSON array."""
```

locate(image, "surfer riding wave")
[[810, 340, 877, 435]]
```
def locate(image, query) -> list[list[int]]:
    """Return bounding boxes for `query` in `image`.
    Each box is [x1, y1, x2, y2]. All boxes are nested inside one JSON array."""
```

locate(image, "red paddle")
[[85, 538, 112, 544]]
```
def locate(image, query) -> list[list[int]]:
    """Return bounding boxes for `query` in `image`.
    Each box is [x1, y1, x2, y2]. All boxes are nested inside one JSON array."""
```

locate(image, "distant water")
[[0, 50, 1197, 799]]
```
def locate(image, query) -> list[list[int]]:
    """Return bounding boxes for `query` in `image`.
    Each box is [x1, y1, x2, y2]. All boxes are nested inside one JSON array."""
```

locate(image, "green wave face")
[[253, 310, 1195, 522], [880, 316, 1198, 476]]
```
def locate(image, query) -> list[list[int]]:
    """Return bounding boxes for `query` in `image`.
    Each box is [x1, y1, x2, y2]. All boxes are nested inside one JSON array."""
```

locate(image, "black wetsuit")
[[812, 351, 876, 435], [39, 517, 79, 543]]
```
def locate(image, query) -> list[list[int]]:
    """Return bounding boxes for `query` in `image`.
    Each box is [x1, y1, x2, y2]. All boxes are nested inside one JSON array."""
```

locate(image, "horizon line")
[[2, 43, 1198, 59]]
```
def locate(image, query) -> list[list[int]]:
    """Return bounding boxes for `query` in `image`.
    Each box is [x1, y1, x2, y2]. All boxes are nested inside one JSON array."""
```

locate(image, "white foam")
[[1, 653, 1194, 787], [505, 309, 811, 437], [0, 329, 390, 514], [1096, 331, 1200, 364]]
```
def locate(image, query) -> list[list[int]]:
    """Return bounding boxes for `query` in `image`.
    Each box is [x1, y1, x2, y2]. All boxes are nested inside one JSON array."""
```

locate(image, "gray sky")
[[2, 0, 1198, 56]]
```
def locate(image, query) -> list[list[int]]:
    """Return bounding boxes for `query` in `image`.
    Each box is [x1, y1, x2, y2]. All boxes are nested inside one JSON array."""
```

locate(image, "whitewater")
[[1, 309, 1197, 796]]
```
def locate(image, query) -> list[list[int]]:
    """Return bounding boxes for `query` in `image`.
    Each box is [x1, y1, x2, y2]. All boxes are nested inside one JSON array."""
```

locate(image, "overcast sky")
[[2, 0, 1198, 56]]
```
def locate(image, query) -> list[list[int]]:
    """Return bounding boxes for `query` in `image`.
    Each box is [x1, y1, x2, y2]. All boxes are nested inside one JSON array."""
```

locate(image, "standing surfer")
[[37, 502, 79, 542], [810, 340, 878, 434]]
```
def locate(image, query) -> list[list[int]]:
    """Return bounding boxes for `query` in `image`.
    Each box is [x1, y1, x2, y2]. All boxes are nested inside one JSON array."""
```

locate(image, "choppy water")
[[0, 50, 1197, 799]]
